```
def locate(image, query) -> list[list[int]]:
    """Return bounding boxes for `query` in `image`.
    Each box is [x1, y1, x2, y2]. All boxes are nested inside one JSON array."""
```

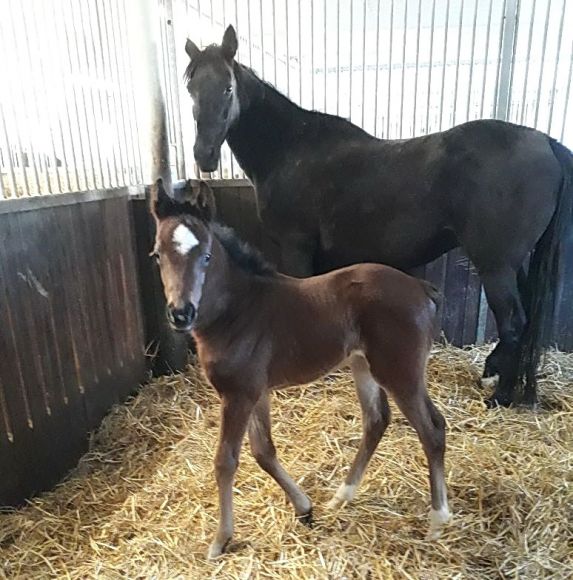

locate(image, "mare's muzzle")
[[194, 141, 219, 172], [167, 302, 196, 332]]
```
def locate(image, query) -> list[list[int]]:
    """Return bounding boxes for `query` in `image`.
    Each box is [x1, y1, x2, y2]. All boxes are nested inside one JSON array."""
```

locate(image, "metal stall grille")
[[160, 0, 573, 182], [0, 0, 144, 199]]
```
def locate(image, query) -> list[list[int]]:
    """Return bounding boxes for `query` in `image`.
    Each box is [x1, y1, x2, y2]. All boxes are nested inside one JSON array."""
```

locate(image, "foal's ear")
[[221, 25, 238, 62], [151, 178, 178, 219], [193, 181, 217, 222], [185, 38, 201, 61]]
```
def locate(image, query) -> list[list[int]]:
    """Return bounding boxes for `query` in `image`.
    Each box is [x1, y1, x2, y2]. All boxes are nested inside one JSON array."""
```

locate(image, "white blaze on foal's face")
[[173, 223, 199, 256]]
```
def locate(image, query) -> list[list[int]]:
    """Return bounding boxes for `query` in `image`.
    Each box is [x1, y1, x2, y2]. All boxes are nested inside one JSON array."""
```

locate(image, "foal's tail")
[[518, 138, 573, 404]]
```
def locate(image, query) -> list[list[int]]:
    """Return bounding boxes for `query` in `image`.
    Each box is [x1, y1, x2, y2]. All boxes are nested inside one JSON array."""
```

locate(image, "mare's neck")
[[226, 64, 306, 184]]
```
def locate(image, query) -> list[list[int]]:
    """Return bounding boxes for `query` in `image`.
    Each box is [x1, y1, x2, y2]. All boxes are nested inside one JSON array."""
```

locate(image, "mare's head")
[[185, 25, 240, 172], [150, 179, 217, 332]]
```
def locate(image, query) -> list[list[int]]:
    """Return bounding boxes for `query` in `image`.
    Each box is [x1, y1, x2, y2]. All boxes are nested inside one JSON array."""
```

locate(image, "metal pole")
[[425, 0, 436, 134], [452, 0, 465, 126], [494, 0, 518, 121], [374, 0, 382, 136], [439, 0, 450, 130], [479, 0, 494, 118], [533, 0, 552, 127], [399, 0, 408, 138], [349, 0, 353, 120], [324, 0, 327, 112], [360, 0, 367, 126], [387, 0, 394, 137], [560, 37, 573, 143], [336, 0, 340, 115], [412, 0, 421, 135], [547, 0, 566, 134], [466, 0, 480, 121]]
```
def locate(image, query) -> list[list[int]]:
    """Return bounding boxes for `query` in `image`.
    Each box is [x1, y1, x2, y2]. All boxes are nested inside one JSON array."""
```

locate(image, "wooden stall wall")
[[0, 189, 146, 506], [207, 181, 573, 351]]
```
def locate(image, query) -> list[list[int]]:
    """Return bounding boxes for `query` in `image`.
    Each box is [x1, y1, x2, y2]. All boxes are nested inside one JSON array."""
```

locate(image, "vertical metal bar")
[[519, 0, 537, 124], [412, 0, 421, 135], [374, 0, 382, 136], [494, 0, 518, 121], [452, 0, 465, 126], [425, 0, 436, 134], [479, 0, 494, 118], [197, 0, 204, 46], [349, 0, 353, 119], [112, 0, 139, 184], [94, 0, 120, 188], [260, 0, 265, 77], [547, 0, 566, 133], [286, 0, 290, 96], [399, 0, 408, 137], [324, 0, 328, 112], [360, 0, 367, 127], [336, 0, 341, 115], [299, 0, 302, 104], [272, 0, 277, 85], [560, 37, 573, 143], [533, 0, 552, 127], [248, 0, 253, 66], [39, 0, 72, 192], [466, 0, 480, 121], [0, 14, 28, 196], [438, 0, 450, 130], [387, 0, 394, 137], [311, 0, 315, 109], [0, 103, 17, 198], [83, 0, 111, 188], [9, 4, 42, 194], [101, 0, 128, 187], [28, 0, 62, 193], [76, 0, 106, 189], [60, 0, 92, 190]]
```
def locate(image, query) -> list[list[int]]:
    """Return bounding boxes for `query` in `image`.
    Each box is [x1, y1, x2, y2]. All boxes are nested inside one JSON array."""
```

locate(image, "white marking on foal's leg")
[[173, 223, 199, 255], [327, 482, 357, 509], [480, 374, 499, 389], [426, 479, 451, 540]]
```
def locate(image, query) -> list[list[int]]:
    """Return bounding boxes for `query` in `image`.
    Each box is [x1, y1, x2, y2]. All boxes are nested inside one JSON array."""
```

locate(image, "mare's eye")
[[224, 85, 233, 95], [203, 253, 212, 265]]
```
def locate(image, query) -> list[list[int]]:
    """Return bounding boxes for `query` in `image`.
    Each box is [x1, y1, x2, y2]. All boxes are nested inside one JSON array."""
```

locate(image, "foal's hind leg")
[[381, 379, 449, 539], [328, 354, 391, 509], [248, 393, 313, 523]]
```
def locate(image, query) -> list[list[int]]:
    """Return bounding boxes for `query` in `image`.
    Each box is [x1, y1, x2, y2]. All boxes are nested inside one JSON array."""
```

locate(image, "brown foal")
[[150, 179, 450, 558]]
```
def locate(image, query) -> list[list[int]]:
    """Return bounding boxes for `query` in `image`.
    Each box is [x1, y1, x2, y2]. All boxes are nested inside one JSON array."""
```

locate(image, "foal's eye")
[[203, 253, 212, 265], [224, 85, 233, 95], [151, 252, 160, 264]]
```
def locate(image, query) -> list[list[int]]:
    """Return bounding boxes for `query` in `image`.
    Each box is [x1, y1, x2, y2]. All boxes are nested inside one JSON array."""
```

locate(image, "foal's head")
[[151, 179, 217, 332], [184, 25, 240, 172]]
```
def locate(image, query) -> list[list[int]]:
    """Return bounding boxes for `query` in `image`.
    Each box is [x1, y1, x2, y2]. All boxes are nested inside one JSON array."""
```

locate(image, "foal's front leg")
[[249, 393, 313, 522], [208, 394, 256, 559]]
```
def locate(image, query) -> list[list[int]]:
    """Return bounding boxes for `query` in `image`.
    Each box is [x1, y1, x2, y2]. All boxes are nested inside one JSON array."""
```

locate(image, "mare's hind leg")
[[480, 268, 526, 407], [248, 393, 313, 523], [328, 354, 391, 509], [383, 384, 450, 540]]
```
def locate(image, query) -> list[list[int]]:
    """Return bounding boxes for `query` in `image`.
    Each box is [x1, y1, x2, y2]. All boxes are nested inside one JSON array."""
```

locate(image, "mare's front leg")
[[278, 232, 315, 278], [208, 393, 257, 559]]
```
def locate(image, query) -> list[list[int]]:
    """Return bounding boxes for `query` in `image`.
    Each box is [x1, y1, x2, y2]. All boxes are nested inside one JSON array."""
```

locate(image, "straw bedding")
[[0, 344, 571, 579]]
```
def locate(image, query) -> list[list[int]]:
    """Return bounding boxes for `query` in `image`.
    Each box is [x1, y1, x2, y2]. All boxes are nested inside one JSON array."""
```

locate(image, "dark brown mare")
[[150, 179, 450, 558], [183, 26, 573, 408]]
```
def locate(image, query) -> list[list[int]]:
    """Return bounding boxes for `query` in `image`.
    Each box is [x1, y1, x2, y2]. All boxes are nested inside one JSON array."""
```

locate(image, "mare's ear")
[[221, 25, 238, 62], [151, 178, 178, 219], [185, 38, 201, 61], [193, 181, 217, 222]]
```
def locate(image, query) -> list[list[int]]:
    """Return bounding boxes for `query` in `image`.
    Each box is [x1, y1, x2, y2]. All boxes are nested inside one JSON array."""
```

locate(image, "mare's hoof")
[[297, 508, 314, 527], [479, 374, 499, 389], [484, 394, 513, 409]]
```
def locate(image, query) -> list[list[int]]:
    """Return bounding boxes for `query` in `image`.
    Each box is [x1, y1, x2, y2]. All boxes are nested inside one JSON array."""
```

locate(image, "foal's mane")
[[212, 222, 276, 277]]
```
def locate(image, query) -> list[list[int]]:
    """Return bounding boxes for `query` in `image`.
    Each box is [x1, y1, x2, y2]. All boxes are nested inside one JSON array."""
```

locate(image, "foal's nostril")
[[167, 303, 196, 330]]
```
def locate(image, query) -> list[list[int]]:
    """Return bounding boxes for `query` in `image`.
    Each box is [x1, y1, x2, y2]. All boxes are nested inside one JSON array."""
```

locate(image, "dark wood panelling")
[[0, 191, 146, 506]]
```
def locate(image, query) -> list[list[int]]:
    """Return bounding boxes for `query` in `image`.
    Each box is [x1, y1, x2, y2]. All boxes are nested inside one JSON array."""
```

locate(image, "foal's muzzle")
[[167, 302, 196, 332]]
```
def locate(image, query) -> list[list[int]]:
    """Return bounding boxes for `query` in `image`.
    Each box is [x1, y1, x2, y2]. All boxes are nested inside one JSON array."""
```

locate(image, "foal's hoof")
[[484, 394, 513, 409], [297, 508, 314, 527], [207, 538, 231, 560]]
